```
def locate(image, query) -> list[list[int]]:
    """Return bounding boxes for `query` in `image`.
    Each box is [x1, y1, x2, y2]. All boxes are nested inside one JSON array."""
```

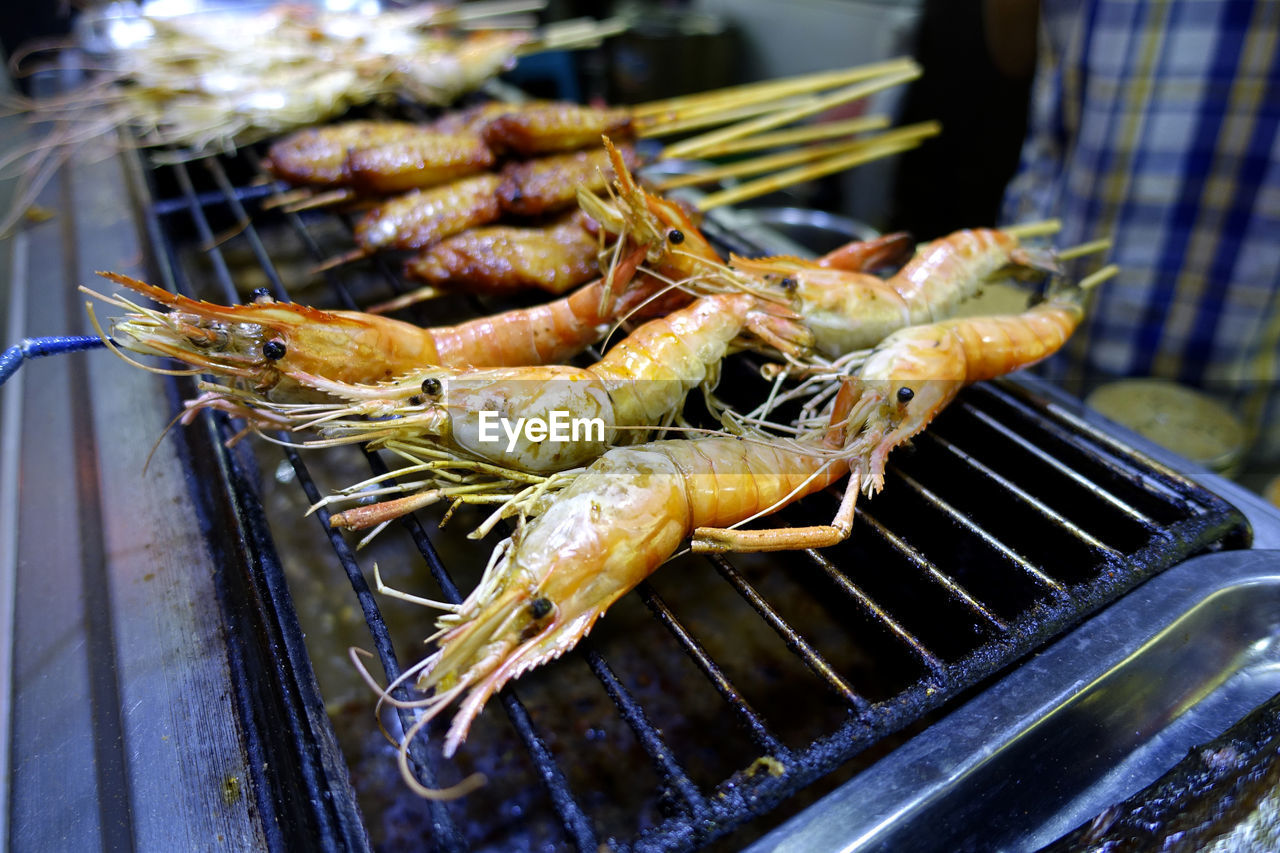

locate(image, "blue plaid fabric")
[[1002, 0, 1280, 463]]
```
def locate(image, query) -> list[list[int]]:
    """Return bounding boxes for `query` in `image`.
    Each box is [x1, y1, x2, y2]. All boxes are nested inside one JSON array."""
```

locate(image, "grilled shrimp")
[[88, 255, 659, 398], [582, 138, 1059, 358], [732, 228, 1058, 357], [396, 426, 851, 758], [841, 277, 1092, 495], [244, 292, 812, 476], [382, 274, 1105, 763]]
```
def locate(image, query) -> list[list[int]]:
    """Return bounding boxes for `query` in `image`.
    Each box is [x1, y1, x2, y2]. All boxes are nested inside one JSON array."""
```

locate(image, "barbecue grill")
[[4, 80, 1280, 851]]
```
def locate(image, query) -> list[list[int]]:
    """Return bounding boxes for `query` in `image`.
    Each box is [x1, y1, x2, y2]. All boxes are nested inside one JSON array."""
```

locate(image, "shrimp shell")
[[846, 283, 1086, 493], [414, 432, 848, 756], [91, 259, 659, 398]]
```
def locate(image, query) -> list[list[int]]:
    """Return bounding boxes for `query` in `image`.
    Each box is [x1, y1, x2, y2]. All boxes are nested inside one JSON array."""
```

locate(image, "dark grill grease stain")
[[1041, 691, 1280, 852]]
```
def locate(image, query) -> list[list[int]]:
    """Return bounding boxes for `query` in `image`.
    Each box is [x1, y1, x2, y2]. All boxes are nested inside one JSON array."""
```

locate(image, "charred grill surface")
[[127, 124, 1251, 852]]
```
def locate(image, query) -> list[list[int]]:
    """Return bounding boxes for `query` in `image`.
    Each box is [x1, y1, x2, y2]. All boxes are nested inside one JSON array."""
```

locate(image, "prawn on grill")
[[580, 137, 1062, 358], [204, 291, 814, 530], [83, 254, 664, 400], [366, 267, 1113, 771]]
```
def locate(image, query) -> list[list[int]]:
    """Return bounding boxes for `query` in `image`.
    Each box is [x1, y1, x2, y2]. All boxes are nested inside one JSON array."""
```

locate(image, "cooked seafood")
[[832, 269, 1110, 499], [373, 268, 1111, 767], [732, 228, 1059, 357], [87, 255, 662, 398], [385, 424, 855, 759], [582, 139, 1061, 357], [219, 292, 812, 479]]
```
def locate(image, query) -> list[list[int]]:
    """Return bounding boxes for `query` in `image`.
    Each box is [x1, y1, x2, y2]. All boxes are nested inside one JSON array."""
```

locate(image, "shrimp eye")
[[667, 229, 685, 245], [249, 287, 272, 303], [421, 377, 442, 397], [897, 386, 915, 404], [407, 395, 424, 406], [780, 277, 797, 291], [262, 339, 287, 360], [528, 597, 553, 620]]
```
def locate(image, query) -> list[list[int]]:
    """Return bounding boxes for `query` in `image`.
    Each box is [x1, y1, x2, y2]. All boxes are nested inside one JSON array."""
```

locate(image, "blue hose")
[[0, 335, 107, 386]]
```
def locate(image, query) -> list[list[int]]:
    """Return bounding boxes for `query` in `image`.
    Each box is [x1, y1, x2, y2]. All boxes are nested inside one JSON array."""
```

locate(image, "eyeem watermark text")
[[477, 411, 606, 452]]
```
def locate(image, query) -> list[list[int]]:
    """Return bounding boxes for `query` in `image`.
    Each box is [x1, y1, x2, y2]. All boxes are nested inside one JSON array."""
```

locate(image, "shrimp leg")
[[691, 470, 861, 553]]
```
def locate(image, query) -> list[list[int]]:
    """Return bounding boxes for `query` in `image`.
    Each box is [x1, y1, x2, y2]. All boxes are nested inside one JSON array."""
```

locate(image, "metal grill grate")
[[123, 136, 1252, 852]]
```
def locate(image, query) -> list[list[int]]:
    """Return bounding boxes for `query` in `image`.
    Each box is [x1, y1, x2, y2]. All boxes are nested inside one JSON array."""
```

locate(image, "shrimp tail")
[[1007, 246, 1062, 278], [816, 231, 915, 272]]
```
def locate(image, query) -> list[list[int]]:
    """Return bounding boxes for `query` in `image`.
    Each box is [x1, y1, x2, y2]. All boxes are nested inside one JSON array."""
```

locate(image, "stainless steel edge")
[[1, 127, 265, 847], [747, 549, 1280, 853]]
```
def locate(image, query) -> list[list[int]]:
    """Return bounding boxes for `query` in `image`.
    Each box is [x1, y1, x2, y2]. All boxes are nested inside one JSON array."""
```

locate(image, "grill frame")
[[119, 135, 1253, 852]]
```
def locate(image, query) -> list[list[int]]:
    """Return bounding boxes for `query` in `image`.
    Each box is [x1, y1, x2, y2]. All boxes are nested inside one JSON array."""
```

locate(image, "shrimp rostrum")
[[368, 267, 1110, 771]]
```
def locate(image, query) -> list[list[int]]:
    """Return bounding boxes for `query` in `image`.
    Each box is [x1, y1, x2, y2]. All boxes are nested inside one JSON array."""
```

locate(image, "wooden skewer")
[[632, 60, 915, 133], [634, 96, 816, 140], [262, 186, 323, 211], [631, 57, 917, 119], [696, 134, 927, 212], [1080, 263, 1120, 290], [658, 121, 940, 192], [311, 247, 370, 274], [662, 64, 922, 161], [367, 286, 445, 315], [1057, 236, 1112, 261], [686, 114, 891, 158], [656, 138, 879, 191], [1003, 219, 1062, 239], [280, 187, 359, 214]]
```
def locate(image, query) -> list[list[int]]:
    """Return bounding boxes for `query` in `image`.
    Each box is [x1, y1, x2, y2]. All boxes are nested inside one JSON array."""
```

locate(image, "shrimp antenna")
[[84, 300, 207, 377]]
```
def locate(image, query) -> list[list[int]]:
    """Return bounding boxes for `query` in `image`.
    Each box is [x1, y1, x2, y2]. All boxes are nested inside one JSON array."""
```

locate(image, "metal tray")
[[748, 548, 1280, 852]]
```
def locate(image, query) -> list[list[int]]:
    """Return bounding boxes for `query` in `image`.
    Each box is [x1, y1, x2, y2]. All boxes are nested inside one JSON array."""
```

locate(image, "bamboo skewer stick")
[[655, 138, 886, 191], [695, 132, 931, 212], [631, 58, 917, 119], [686, 114, 891, 157], [660, 121, 941, 192], [1057, 236, 1112, 261], [1003, 219, 1062, 239], [661, 64, 922, 161], [634, 96, 816, 139], [1080, 263, 1120, 290]]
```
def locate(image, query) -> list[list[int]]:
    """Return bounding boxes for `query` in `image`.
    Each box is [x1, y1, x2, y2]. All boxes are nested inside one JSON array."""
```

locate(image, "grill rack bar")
[[125, 136, 1255, 852]]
